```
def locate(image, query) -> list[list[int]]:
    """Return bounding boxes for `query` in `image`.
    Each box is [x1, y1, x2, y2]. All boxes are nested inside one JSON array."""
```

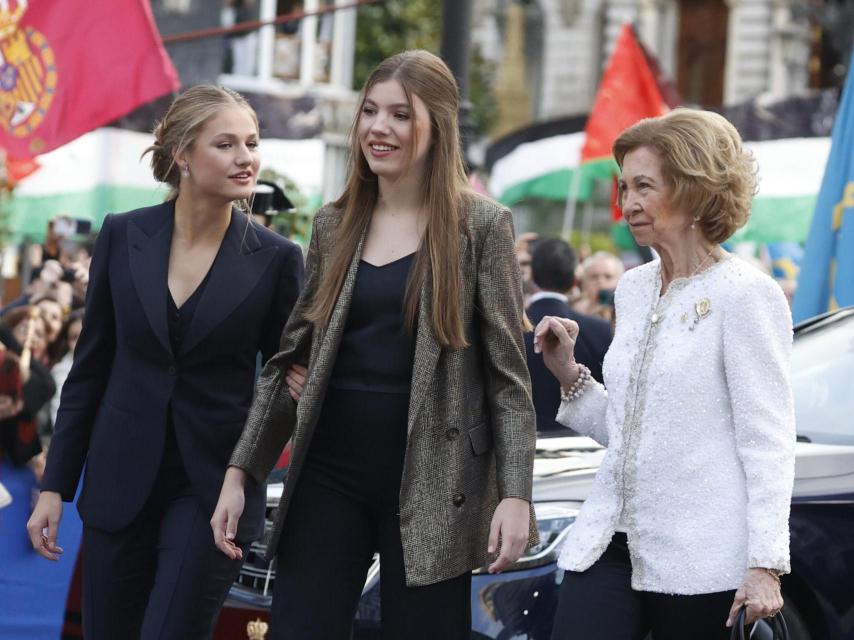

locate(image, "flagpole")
[[561, 166, 582, 239], [580, 197, 594, 247]]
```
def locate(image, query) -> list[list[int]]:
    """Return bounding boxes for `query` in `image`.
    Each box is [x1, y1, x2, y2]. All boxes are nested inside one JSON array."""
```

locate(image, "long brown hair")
[[307, 50, 472, 349]]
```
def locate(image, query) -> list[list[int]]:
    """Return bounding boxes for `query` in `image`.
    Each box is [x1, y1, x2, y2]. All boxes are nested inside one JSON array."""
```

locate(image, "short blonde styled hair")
[[612, 108, 757, 243]]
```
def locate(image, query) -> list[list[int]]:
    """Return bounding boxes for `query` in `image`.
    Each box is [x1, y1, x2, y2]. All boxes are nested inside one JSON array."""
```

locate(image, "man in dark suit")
[[524, 238, 613, 433]]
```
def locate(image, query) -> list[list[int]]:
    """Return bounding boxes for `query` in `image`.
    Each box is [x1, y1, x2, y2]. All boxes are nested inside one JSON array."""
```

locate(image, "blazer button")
[[446, 427, 460, 441], [452, 493, 466, 507], [168, 365, 177, 376]]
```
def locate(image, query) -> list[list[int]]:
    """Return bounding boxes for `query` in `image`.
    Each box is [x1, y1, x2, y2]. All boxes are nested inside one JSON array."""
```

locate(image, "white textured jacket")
[[556, 254, 795, 595]]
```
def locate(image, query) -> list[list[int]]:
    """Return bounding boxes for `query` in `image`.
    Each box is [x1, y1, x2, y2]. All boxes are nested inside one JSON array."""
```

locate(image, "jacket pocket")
[[468, 422, 493, 456]]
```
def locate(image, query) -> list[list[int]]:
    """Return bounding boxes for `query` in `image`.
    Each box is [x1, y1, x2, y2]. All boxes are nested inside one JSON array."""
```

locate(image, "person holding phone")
[[574, 251, 624, 321]]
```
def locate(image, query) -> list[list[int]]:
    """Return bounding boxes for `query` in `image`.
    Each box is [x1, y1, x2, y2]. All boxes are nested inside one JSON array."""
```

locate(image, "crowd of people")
[[0, 233, 91, 490], [0, 49, 797, 640]]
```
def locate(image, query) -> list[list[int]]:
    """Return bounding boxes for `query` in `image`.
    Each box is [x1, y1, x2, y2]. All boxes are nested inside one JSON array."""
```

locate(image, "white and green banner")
[[9, 128, 325, 242], [488, 135, 831, 244]]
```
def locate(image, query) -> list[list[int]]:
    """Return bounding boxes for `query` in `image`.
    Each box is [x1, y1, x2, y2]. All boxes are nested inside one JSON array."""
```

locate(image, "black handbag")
[[730, 606, 789, 640]]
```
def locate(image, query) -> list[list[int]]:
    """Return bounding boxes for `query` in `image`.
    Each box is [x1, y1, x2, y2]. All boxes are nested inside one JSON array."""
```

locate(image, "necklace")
[[658, 247, 718, 299], [688, 248, 716, 279]]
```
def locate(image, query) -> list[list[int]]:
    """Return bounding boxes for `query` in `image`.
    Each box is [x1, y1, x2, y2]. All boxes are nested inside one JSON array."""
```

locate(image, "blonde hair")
[[142, 85, 259, 204], [612, 108, 757, 243], [307, 50, 473, 349]]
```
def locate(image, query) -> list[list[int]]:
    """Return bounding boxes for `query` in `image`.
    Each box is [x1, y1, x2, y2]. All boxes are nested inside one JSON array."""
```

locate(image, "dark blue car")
[[221, 307, 854, 639]]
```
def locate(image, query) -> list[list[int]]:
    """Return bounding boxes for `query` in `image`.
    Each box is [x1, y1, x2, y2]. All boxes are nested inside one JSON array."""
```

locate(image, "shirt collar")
[[528, 291, 569, 305]]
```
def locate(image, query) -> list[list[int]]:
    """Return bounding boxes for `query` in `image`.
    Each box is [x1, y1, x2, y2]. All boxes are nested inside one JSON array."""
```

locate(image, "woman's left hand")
[[487, 497, 531, 573], [726, 568, 784, 627], [285, 364, 307, 402]]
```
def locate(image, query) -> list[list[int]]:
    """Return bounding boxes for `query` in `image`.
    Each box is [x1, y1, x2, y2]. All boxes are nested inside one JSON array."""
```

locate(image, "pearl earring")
[[181, 165, 190, 177], [691, 215, 700, 230]]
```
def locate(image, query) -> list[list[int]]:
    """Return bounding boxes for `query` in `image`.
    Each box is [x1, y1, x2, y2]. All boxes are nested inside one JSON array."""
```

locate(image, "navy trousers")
[[551, 533, 737, 640], [81, 473, 247, 640], [269, 473, 472, 640]]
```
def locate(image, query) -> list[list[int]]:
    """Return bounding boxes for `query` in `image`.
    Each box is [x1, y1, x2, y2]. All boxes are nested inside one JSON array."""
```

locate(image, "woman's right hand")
[[533, 316, 581, 386], [286, 364, 307, 402], [26, 491, 64, 561], [211, 467, 247, 560]]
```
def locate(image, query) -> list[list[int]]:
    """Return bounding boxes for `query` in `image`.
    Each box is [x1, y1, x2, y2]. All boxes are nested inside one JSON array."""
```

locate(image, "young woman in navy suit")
[[27, 85, 304, 639]]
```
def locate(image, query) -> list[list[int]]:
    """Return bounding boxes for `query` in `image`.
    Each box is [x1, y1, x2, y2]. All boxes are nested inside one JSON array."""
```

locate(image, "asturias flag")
[[792, 52, 854, 322], [0, 0, 179, 159]]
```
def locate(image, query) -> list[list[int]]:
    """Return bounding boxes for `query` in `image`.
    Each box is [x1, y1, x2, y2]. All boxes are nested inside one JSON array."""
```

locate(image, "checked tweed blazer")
[[230, 196, 538, 587]]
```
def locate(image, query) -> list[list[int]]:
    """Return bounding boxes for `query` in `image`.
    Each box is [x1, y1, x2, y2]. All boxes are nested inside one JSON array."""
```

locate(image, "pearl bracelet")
[[560, 364, 592, 403]]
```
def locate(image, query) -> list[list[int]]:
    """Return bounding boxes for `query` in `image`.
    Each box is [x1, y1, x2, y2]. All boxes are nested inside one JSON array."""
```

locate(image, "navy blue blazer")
[[524, 296, 612, 433], [42, 201, 304, 539]]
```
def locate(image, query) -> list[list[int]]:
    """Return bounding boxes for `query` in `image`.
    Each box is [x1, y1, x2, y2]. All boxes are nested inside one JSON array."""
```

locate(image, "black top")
[[161, 271, 212, 479], [328, 253, 416, 394], [167, 269, 212, 355]]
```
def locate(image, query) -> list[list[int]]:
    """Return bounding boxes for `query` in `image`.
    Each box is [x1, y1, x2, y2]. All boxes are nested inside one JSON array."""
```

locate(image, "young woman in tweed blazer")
[[211, 50, 538, 639]]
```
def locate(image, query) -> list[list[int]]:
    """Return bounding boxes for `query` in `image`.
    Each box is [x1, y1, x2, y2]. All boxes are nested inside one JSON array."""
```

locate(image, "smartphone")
[[597, 288, 616, 307]]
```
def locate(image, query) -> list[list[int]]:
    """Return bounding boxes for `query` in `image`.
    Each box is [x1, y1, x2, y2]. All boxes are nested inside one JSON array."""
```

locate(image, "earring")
[[181, 165, 190, 178], [691, 215, 700, 229]]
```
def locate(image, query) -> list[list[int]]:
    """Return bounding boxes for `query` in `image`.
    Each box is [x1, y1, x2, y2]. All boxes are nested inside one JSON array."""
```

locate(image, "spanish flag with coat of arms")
[[0, 0, 179, 159]]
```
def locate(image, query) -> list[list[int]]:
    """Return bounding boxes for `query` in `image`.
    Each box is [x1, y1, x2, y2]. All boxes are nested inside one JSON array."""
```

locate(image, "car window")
[[791, 314, 854, 445]]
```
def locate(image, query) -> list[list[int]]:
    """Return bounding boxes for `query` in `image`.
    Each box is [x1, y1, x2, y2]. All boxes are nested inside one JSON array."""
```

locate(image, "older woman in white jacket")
[[537, 109, 795, 640]]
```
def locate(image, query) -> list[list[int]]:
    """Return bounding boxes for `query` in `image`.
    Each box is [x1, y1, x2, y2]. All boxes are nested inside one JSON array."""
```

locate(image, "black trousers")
[[551, 533, 736, 640], [269, 472, 472, 640], [81, 473, 247, 639]]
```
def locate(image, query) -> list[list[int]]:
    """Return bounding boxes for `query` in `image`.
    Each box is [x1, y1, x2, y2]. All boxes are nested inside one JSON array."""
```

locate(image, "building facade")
[[474, 0, 814, 129], [154, 0, 359, 205]]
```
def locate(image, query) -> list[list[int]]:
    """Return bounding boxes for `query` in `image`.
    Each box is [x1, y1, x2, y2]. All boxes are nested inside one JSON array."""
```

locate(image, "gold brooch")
[[688, 298, 712, 331]]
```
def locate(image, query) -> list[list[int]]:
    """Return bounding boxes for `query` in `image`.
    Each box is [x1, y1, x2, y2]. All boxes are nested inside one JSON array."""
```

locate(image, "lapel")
[[127, 203, 175, 357], [180, 211, 277, 356], [405, 232, 470, 436]]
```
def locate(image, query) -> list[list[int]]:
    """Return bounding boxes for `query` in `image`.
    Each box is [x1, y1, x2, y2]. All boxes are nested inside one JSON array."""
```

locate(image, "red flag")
[[0, 0, 179, 159], [0, 147, 39, 184], [581, 24, 670, 163], [7, 155, 38, 181]]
